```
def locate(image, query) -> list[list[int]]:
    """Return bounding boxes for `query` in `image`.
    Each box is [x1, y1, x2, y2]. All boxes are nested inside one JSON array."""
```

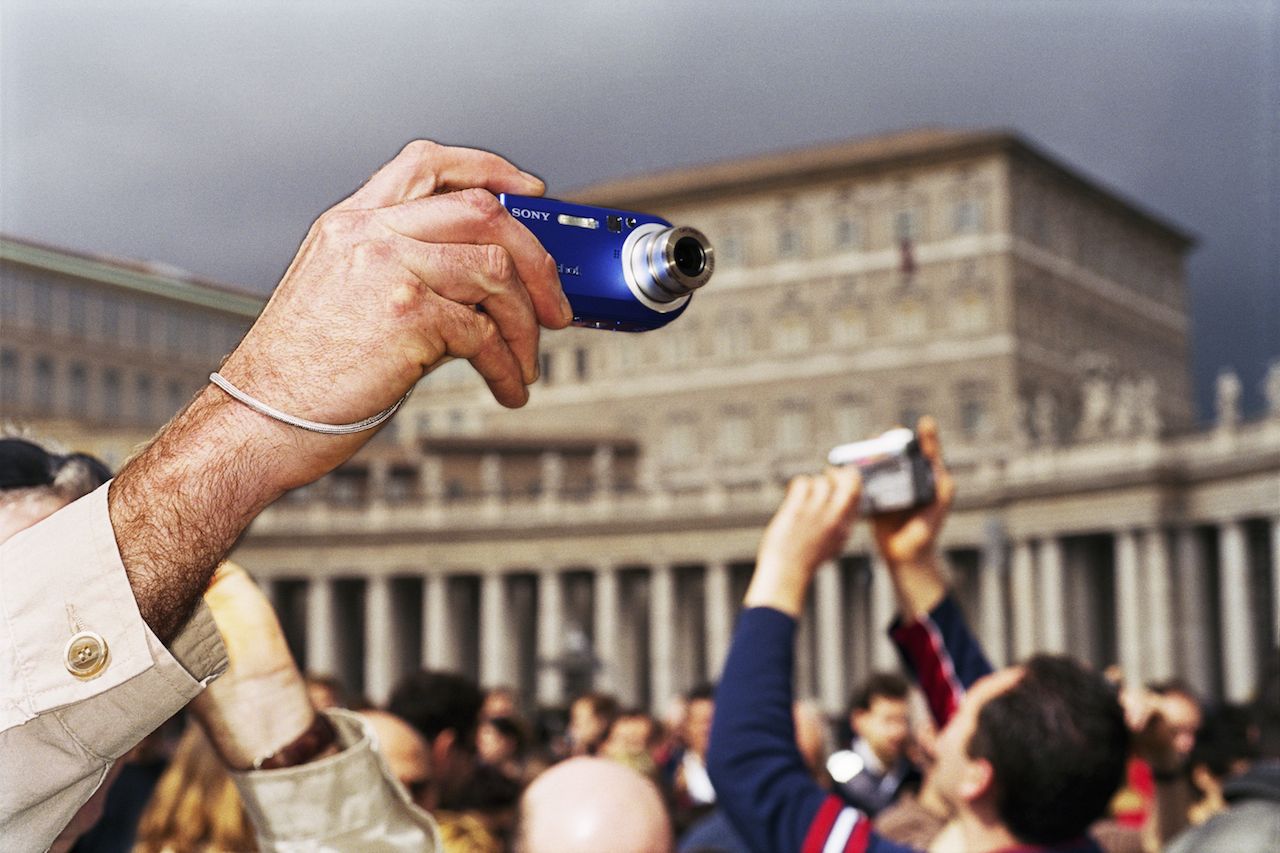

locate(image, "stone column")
[[979, 522, 1008, 667], [1142, 529, 1175, 681], [481, 571, 513, 688], [420, 454, 444, 503], [870, 555, 898, 671], [424, 572, 455, 670], [540, 451, 564, 511], [1175, 527, 1214, 697], [1273, 517, 1280, 648], [365, 575, 398, 706], [306, 577, 337, 677], [1010, 540, 1038, 660], [649, 564, 676, 714], [704, 561, 734, 680], [1115, 529, 1145, 681], [814, 561, 847, 714], [536, 569, 564, 705], [368, 459, 390, 506], [1036, 537, 1066, 654], [1219, 520, 1257, 702], [594, 566, 620, 693]]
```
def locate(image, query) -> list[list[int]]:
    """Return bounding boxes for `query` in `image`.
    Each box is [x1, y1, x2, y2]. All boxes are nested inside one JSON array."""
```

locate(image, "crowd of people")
[[2, 141, 1277, 852]]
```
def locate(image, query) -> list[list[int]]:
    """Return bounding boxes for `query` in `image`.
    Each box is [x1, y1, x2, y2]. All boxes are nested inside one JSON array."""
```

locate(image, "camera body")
[[828, 428, 936, 516], [500, 194, 714, 332]]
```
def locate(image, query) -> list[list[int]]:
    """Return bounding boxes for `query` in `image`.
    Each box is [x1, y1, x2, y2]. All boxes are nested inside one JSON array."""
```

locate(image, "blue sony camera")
[[500, 194, 714, 331]]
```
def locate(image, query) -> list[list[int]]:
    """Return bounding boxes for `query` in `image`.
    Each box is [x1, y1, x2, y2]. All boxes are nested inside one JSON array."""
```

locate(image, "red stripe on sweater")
[[801, 796, 845, 853], [891, 617, 962, 727]]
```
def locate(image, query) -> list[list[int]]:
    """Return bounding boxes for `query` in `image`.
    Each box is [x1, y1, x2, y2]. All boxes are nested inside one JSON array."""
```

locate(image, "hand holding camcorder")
[[828, 427, 937, 516]]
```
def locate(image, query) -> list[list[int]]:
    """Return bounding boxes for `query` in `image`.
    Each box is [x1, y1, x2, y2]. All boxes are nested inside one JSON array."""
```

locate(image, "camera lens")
[[673, 237, 706, 277], [623, 224, 715, 305]]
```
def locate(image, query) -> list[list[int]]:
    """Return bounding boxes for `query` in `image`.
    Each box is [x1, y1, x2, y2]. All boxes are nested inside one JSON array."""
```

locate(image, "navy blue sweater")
[[707, 596, 1105, 853]]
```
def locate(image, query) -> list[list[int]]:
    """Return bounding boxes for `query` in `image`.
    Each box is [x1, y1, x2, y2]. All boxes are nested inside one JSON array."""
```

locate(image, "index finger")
[[337, 140, 546, 211]]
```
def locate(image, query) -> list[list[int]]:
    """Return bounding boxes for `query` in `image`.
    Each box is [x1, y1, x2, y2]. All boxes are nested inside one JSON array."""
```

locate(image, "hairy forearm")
[[108, 387, 295, 641]]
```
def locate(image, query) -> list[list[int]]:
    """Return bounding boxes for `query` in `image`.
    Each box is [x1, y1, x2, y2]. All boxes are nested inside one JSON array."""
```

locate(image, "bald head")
[[519, 757, 672, 853]]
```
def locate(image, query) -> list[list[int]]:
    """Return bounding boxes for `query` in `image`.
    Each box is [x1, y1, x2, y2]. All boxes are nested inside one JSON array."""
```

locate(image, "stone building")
[[3, 128, 1277, 718]]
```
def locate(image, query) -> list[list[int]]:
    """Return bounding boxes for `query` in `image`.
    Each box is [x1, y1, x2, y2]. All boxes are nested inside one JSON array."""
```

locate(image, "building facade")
[[3, 129, 1277, 718]]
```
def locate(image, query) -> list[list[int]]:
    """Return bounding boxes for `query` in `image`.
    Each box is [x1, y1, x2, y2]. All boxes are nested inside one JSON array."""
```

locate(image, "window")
[[1, 349, 19, 407], [893, 299, 927, 338], [720, 232, 746, 267], [834, 397, 868, 441], [717, 314, 751, 359], [894, 210, 920, 242], [718, 411, 752, 458], [778, 226, 801, 259], [961, 398, 989, 437], [165, 309, 182, 352], [539, 352, 554, 385], [102, 299, 120, 342], [68, 293, 87, 336], [951, 199, 984, 235], [775, 315, 810, 353], [777, 404, 810, 453], [575, 348, 589, 381], [69, 363, 89, 416], [830, 307, 868, 347], [136, 374, 154, 423], [34, 284, 53, 326], [102, 369, 122, 422], [668, 415, 697, 462], [834, 216, 862, 250], [955, 288, 990, 332], [34, 356, 54, 411], [167, 379, 186, 416], [898, 390, 927, 431]]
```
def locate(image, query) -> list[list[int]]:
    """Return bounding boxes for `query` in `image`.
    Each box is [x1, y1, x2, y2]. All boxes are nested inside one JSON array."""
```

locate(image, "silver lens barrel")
[[625, 225, 715, 305]]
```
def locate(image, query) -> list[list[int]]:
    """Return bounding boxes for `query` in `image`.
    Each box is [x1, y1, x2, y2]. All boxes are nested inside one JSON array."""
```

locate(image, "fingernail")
[[519, 170, 545, 189], [559, 292, 574, 324]]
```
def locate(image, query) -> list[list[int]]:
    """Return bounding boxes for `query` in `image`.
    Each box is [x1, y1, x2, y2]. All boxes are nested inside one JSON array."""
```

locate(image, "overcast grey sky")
[[1, 0, 1276, 419]]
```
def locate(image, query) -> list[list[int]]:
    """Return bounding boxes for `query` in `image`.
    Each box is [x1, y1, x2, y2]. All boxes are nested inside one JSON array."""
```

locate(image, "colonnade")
[[275, 516, 1278, 710]]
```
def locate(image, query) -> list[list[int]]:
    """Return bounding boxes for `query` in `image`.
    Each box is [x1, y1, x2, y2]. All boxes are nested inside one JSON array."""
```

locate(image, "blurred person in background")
[[665, 683, 718, 834], [828, 672, 918, 816], [475, 714, 529, 784], [566, 691, 620, 757], [359, 709, 433, 804], [304, 674, 349, 711], [479, 686, 521, 723], [873, 691, 952, 848], [132, 727, 256, 853], [708, 418, 1130, 852], [516, 756, 673, 853], [387, 671, 485, 813], [1166, 646, 1280, 852], [1183, 703, 1257, 826], [600, 708, 662, 780]]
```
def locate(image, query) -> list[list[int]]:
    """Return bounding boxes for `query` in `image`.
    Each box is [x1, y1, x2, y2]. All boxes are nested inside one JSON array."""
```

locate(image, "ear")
[[958, 755, 995, 803], [432, 728, 457, 765]]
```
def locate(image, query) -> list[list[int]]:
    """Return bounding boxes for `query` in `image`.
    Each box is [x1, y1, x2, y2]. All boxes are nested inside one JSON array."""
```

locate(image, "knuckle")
[[400, 138, 439, 158], [316, 209, 370, 241], [455, 187, 505, 224], [481, 244, 515, 284]]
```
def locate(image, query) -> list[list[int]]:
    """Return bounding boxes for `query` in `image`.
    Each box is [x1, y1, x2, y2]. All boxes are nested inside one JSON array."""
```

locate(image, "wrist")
[[743, 558, 811, 618]]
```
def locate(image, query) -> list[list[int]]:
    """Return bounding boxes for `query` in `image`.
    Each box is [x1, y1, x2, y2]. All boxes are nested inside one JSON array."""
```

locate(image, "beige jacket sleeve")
[[0, 483, 228, 851], [233, 709, 441, 852]]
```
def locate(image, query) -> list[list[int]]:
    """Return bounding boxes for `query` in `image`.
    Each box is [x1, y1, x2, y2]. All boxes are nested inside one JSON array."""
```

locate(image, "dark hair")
[[574, 691, 621, 723], [847, 672, 910, 715], [1188, 703, 1256, 790], [0, 438, 112, 498], [686, 682, 716, 704], [967, 655, 1129, 846], [1254, 646, 1280, 759], [1148, 678, 1199, 703], [388, 670, 484, 752]]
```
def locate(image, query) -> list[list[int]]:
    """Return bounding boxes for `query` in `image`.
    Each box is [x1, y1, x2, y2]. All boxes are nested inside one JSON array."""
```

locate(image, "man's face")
[[570, 698, 609, 751], [1161, 693, 1202, 759], [931, 667, 1024, 807], [606, 715, 654, 756], [685, 698, 715, 758], [852, 696, 911, 767]]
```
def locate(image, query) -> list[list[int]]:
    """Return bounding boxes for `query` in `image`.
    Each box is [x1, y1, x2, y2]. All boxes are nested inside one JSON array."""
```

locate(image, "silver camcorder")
[[828, 428, 937, 516]]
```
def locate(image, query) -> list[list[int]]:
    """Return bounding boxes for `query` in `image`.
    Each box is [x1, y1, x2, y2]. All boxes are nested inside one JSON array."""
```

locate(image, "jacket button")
[[65, 631, 109, 680]]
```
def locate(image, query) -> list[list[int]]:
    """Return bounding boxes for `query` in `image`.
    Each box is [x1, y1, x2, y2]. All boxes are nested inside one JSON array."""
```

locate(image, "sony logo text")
[[510, 208, 552, 221]]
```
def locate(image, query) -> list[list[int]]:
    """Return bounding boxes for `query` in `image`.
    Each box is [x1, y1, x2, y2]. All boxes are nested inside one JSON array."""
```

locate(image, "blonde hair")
[[133, 726, 257, 853]]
